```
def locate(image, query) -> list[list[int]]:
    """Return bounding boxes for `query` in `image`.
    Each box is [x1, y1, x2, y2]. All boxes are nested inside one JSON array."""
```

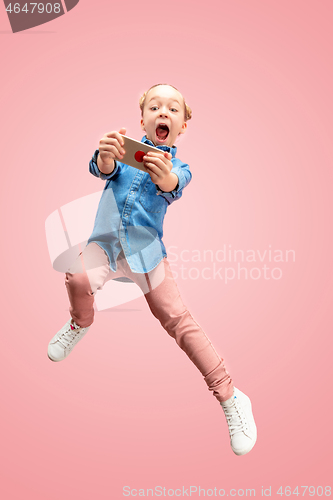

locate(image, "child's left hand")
[[143, 151, 173, 185]]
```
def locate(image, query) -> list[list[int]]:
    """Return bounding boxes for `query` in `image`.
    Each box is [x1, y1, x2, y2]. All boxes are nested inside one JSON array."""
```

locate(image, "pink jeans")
[[65, 243, 234, 402]]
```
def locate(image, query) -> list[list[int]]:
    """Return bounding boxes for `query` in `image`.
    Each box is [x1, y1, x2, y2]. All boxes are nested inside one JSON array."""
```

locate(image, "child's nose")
[[159, 107, 169, 117]]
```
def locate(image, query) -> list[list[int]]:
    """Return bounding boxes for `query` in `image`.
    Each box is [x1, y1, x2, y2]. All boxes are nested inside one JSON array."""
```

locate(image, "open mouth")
[[155, 124, 169, 142]]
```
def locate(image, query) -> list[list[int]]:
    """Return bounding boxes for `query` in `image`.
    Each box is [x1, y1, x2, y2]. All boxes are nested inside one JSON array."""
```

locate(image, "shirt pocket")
[[139, 177, 163, 213]]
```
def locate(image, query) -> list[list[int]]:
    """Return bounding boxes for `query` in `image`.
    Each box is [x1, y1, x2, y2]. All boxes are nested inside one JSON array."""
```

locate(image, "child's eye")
[[151, 106, 158, 111], [170, 108, 178, 112]]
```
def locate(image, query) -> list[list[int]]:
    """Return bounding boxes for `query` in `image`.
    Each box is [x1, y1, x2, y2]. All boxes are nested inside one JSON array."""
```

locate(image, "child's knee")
[[65, 272, 93, 294], [163, 309, 192, 340]]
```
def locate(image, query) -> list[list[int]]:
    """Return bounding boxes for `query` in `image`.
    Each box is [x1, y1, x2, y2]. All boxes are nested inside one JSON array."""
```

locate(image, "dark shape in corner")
[[64, 0, 79, 12], [3, 0, 80, 33]]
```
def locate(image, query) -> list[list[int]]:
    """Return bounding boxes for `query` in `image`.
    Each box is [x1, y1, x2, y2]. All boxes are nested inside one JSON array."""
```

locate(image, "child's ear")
[[141, 118, 146, 131], [178, 122, 187, 135]]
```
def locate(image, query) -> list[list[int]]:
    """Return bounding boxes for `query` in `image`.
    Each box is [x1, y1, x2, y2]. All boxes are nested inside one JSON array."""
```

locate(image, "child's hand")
[[143, 151, 174, 186], [99, 127, 127, 164]]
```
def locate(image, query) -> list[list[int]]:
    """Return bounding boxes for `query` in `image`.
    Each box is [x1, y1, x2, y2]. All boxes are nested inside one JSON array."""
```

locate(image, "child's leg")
[[65, 243, 121, 327], [124, 256, 234, 403], [48, 244, 124, 362]]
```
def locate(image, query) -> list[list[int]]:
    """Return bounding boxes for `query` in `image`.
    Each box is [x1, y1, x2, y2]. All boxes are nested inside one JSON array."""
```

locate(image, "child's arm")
[[97, 154, 115, 176], [98, 127, 126, 172], [143, 151, 177, 191], [143, 151, 192, 203], [91, 128, 127, 178]]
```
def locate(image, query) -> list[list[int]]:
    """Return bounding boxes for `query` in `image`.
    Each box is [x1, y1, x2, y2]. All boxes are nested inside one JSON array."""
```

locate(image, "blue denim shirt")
[[87, 136, 192, 273]]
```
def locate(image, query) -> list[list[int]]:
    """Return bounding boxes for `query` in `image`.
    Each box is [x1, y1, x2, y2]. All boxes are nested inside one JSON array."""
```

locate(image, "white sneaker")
[[48, 319, 90, 362], [221, 387, 257, 456]]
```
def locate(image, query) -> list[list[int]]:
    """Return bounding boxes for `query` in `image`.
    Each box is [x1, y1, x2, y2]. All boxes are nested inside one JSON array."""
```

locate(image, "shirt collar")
[[141, 136, 177, 158]]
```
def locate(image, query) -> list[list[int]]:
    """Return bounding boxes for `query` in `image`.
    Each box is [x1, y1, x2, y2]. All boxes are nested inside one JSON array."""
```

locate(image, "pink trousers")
[[65, 243, 234, 402]]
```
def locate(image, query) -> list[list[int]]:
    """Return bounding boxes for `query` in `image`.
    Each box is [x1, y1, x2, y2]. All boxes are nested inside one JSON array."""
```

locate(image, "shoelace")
[[222, 399, 249, 437], [58, 324, 82, 349]]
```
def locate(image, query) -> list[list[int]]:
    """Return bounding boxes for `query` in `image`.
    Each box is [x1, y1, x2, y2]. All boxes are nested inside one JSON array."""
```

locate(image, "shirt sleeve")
[[156, 158, 192, 203], [89, 150, 121, 180]]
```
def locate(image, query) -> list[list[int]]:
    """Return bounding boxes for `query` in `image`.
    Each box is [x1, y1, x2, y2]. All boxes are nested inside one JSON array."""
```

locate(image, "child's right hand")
[[99, 127, 127, 164]]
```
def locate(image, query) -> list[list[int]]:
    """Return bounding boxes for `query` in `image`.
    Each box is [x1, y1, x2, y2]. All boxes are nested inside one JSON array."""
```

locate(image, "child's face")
[[141, 85, 187, 147]]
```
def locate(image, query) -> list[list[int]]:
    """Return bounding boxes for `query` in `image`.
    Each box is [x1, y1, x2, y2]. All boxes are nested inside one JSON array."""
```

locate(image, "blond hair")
[[139, 83, 192, 121]]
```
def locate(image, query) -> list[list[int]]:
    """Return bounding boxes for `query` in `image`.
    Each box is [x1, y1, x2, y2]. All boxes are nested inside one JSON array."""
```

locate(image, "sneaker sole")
[[232, 431, 257, 456], [47, 352, 65, 362]]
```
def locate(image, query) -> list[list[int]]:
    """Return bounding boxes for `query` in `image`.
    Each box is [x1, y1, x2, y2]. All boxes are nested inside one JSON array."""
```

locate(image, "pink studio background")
[[0, 1, 332, 499]]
